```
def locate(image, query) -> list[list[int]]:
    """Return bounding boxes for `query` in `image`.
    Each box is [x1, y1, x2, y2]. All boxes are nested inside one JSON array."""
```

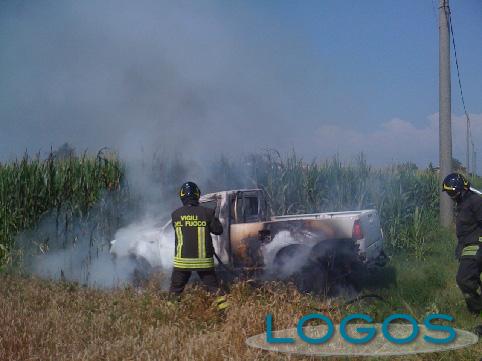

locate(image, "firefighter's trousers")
[[169, 268, 228, 310], [456, 246, 482, 314], [169, 268, 221, 295]]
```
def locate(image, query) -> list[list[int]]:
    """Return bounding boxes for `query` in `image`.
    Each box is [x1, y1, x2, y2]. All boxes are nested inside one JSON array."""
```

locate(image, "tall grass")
[[243, 151, 441, 256], [1, 149, 480, 268], [0, 151, 126, 267]]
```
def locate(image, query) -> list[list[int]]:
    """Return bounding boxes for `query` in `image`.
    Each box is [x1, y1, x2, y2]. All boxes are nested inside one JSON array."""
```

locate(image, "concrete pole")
[[466, 118, 470, 175], [473, 146, 477, 177], [439, 0, 453, 226]]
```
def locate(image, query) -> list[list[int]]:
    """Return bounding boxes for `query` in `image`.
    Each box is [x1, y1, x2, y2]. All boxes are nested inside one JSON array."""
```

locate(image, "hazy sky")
[[1, 0, 481, 171]]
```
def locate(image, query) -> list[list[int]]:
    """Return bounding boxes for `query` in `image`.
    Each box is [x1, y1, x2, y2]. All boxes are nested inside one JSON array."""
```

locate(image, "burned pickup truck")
[[111, 188, 387, 291], [199, 189, 386, 290]]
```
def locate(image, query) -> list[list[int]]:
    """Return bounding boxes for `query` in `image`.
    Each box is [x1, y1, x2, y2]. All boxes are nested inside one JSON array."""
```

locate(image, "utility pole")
[[466, 118, 470, 175], [439, 0, 453, 226], [473, 146, 477, 177]]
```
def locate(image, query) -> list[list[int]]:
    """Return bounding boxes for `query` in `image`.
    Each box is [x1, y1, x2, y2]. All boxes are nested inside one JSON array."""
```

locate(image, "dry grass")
[[1, 275, 481, 361]]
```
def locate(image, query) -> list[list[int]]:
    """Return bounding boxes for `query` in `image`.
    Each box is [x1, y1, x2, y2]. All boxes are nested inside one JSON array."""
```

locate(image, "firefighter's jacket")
[[171, 202, 223, 270], [455, 191, 482, 258]]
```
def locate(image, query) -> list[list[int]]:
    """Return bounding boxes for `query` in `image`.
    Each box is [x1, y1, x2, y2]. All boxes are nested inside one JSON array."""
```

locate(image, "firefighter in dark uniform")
[[169, 181, 228, 311], [442, 173, 482, 334]]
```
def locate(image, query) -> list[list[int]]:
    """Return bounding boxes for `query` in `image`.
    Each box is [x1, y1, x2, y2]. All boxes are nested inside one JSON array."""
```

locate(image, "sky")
[[1, 0, 481, 172]]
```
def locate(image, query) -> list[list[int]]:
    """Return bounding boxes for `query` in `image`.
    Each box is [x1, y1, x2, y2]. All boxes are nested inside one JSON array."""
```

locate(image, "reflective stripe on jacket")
[[171, 202, 223, 270]]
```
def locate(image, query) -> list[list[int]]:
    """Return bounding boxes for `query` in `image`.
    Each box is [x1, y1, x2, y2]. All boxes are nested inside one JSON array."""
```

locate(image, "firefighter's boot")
[[214, 295, 229, 312]]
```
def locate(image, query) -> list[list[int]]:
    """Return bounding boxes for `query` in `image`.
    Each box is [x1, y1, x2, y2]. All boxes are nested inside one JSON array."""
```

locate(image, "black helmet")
[[179, 181, 201, 203], [442, 173, 470, 200]]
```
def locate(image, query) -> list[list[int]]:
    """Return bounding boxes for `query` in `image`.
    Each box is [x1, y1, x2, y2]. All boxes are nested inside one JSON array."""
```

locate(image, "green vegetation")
[[244, 152, 441, 258], [0, 151, 125, 268], [1, 149, 481, 267]]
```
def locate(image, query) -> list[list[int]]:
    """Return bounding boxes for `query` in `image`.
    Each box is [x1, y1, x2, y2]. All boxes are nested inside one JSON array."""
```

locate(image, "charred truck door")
[[233, 190, 266, 223], [229, 190, 268, 269]]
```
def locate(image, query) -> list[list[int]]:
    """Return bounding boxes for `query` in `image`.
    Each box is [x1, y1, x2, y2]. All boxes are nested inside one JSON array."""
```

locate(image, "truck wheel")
[[273, 244, 310, 278], [131, 255, 152, 287], [272, 244, 325, 293], [309, 239, 363, 296]]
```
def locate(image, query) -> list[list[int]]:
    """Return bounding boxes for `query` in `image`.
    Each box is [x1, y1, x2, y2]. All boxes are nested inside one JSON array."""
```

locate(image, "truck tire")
[[273, 244, 310, 276], [309, 239, 364, 296], [272, 244, 327, 293], [131, 255, 152, 287]]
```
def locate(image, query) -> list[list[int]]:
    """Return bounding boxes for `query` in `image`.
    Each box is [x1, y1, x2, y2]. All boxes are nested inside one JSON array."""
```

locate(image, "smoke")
[[30, 248, 137, 289], [109, 217, 175, 289], [260, 230, 364, 298], [111, 218, 174, 269], [0, 0, 328, 164], [14, 149, 252, 288], [16, 200, 139, 288], [2, 0, 481, 174], [15, 195, 176, 289], [261, 230, 313, 280]]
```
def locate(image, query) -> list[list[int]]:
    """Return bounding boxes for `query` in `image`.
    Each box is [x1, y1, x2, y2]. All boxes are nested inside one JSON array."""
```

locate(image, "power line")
[[443, 2, 475, 175], [431, 0, 438, 23], [446, 6, 469, 117]]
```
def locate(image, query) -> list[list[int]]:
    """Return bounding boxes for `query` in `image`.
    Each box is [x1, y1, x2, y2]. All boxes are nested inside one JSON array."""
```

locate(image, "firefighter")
[[168, 181, 228, 311], [442, 173, 482, 334]]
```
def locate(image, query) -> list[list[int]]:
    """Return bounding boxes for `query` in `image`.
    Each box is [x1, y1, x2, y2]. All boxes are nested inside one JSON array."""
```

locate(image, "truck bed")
[[271, 210, 370, 221]]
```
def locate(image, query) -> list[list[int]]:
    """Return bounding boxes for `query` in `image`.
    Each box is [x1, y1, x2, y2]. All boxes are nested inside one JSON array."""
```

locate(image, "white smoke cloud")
[[0, 0, 326, 163], [261, 230, 315, 280], [110, 217, 174, 270], [31, 249, 137, 289], [1, 0, 479, 172], [18, 206, 177, 289]]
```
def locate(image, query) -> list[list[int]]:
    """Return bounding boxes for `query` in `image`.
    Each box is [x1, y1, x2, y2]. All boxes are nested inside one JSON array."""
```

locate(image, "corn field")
[[0, 151, 127, 268], [231, 151, 441, 257], [0, 149, 480, 268], [246, 152, 482, 257]]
